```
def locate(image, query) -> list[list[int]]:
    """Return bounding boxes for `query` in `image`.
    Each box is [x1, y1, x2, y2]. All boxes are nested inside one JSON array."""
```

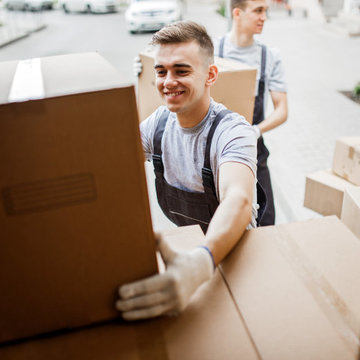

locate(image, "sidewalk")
[[0, 8, 46, 48]]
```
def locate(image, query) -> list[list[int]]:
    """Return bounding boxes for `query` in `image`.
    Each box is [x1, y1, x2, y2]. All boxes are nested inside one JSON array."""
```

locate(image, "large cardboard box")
[[304, 169, 356, 217], [341, 186, 360, 239], [0, 53, 158, 344], [332, 137, 360, 185], [0, 225, 259, 360], [221, 216, 360, 359], [1, 220, 360, 359], [137, 51, 257, 124]]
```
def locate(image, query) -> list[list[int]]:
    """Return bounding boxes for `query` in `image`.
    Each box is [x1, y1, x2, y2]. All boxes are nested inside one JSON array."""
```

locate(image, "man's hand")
[[116, 236, 214, 320], [133, 56, 143, 77]]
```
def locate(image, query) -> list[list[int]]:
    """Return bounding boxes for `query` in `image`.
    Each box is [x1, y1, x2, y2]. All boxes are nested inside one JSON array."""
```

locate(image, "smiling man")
[[116, 21, 258, 320], [214, 0, 288, 226]]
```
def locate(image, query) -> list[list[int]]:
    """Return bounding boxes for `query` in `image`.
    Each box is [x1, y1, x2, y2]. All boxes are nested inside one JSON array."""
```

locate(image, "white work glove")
[[133, 55, 143, 77], [116, 236, 214, 320], [253, 124, 262, 139]]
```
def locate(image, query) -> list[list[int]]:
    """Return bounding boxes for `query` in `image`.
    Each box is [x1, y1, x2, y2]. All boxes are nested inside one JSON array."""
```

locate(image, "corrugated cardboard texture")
[[333, 137, 360, 186], [221, 217, 360, 359], [0, 53, 157, 344], [304, 169, 355, 217], [0, 225, 259, 360], [137, 51, 256, 124], [341, 186, 360, 239]]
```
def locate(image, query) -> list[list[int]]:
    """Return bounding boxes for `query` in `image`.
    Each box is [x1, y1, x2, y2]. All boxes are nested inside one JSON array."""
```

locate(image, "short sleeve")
[[268, 47, 287, 93]]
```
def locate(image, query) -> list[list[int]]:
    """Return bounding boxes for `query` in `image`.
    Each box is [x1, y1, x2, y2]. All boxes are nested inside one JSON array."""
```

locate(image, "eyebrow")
[[154, 63, 192, 69]]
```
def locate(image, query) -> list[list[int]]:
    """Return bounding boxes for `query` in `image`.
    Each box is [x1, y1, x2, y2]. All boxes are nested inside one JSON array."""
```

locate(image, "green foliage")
[[354, 82, 360, 98], [217, 0, 226, 17]]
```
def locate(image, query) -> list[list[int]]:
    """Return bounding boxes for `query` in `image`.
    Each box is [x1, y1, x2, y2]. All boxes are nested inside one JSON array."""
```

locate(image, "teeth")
[[165, 91, 182, 97]]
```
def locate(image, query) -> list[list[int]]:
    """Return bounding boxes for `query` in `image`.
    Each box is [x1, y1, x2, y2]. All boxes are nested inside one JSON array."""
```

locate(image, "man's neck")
[[176, 99, 211, 128], [230, 24, 254, 48]]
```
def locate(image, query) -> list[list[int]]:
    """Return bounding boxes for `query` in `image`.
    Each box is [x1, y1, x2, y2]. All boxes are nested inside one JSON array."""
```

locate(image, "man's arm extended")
[[116, 162, 254, 320]]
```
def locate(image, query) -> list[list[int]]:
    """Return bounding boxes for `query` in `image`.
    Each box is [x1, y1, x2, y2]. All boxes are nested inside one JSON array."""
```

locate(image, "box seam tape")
[[8, 58, 45, 103]]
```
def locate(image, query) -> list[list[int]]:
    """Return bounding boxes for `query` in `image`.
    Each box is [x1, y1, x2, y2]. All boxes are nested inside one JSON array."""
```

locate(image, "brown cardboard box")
[[304, 169, 356, 217], [0, 53, 158, 344], [137, 51, 257, 124], [341, 186, 360, 239], [221, 216, 360, 359], [0, 225, 259, 360], [332, 137, 360, 185]]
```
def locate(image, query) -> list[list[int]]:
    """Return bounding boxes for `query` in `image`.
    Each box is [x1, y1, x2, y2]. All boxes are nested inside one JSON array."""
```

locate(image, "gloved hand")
[[116, 235, 214, 320], [133, 55, 143, 77], [253, 124, 261, 139]]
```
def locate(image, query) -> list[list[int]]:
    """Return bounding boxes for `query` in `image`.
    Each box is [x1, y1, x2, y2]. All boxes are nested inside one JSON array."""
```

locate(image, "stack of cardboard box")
[[1, 53, 359, 359], [304, 137, 360, 238]]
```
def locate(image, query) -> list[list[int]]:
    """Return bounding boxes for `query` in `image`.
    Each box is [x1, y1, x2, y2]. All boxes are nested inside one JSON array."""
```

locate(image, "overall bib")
[[152, 109, 266, 233], [219, 38, 275, 226]]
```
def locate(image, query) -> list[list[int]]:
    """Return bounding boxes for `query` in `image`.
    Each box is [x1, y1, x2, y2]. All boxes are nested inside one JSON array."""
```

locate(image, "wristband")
[[198, 245, 216, 271]]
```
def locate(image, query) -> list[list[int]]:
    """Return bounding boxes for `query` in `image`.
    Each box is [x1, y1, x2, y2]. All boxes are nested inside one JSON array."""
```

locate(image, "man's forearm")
[[204, 191, 252, 265]]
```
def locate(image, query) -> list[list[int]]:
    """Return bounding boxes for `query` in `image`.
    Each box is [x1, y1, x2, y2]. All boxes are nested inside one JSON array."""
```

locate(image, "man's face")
[[239, 0, 268, 34], [154, 41, 211, 116]]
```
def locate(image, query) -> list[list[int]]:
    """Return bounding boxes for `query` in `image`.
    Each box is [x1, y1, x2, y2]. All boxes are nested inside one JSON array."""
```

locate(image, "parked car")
[[60, 0, 122, 13], [125, 0, 182, 34], [3, 0, 54, 11]]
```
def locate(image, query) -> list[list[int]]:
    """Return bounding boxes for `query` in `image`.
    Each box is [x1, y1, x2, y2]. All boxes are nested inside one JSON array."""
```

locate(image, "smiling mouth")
[[164, 91, 184, 97]]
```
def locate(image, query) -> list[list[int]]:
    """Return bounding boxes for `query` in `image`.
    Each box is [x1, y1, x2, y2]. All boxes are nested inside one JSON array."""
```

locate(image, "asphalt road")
[[0, 2, 227, 84]]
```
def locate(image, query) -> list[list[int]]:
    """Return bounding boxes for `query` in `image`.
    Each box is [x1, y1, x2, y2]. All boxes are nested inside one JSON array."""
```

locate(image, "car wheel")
[[62, 3, 69, 12]]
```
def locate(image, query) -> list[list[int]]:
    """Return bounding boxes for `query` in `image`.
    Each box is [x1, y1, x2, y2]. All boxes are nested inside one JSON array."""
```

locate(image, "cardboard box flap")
[[221, 217, 359, 359]]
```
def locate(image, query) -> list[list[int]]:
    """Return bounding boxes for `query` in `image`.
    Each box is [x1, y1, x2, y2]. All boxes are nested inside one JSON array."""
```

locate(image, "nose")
[[163, 72, 177, 88], [261, 10, 267, 21]]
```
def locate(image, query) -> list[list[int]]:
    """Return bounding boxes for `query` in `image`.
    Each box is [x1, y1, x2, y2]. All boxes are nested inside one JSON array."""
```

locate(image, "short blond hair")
[[150, 21, 214, 64]]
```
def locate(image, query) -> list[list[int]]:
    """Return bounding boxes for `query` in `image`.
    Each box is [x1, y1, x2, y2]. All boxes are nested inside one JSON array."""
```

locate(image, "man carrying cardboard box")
[[214, 0, 288, 226], [116, 21, 258, 320]]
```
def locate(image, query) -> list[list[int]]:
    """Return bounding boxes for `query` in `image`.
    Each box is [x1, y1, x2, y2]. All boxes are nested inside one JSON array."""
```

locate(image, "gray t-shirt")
[[141, 99, 258, 228], [213, 35, 287, 112]]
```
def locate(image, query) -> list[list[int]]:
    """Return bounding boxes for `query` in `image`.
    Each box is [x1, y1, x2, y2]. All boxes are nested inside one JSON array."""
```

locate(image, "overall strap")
[[218, 36, 225, 58], [258, 45, 267, 96], [152, 108, 170, 177], [202, 109, 232, 195]]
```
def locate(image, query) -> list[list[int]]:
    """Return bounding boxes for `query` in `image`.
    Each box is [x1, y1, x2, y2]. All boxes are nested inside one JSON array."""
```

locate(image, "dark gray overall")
[[219, 38, 275, 226], [152, 108, 266, 233]]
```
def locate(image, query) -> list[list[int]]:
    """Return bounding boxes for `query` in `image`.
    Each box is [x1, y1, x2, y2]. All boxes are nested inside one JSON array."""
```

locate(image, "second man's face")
[[154, 41, 212, 118]]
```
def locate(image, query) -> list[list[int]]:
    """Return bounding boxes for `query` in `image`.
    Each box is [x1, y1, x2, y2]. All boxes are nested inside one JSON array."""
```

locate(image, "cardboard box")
[[0, 225, 259, 360], [221, 216, 360, 359], [0, 53, 158, 344], [137, 51, 257, 124], [1, 221, 359, 359], [304, 169, 356, 217], [341, 186, 360, 239], [332, 137, 360, 185]]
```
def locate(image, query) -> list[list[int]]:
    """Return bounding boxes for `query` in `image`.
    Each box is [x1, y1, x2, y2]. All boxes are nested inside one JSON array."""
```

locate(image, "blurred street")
[[0, 1, 360, 229]]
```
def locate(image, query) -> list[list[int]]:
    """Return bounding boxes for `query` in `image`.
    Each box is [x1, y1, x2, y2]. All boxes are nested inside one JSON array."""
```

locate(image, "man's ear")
[[232, 7, 241, 19], [206, 64, 218, 87]]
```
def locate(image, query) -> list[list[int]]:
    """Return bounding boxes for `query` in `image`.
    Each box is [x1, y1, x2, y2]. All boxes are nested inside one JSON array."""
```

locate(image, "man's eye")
[[177, 70, 189, 75], [156, 70, 166, 76]]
